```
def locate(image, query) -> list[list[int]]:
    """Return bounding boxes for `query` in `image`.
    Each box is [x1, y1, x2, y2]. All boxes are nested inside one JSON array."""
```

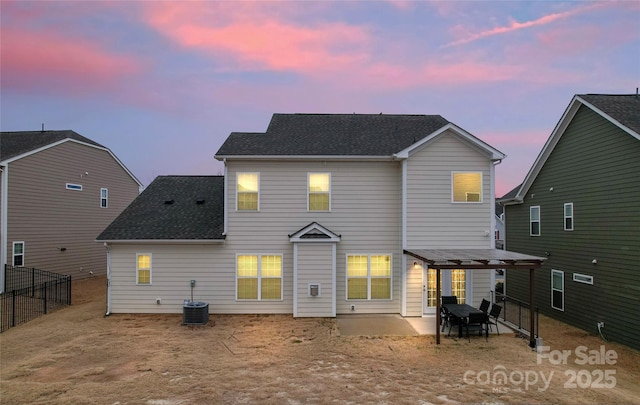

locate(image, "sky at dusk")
[[1, 0, 638, 196]]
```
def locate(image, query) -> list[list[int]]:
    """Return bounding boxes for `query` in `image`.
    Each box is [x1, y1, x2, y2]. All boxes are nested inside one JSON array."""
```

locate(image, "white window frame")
[[136, 253, 152, 285], [235, 254, 283, 301], [307, 172, 331, 212], [100, 188, 108, 208], [346, 254, 393, 301], [236, 172, 260, 211], [451, 172, 483, 203], [551, 269, 564, 311], [530, 206, 541, 236], [66, 183, 83, 191], [12, 241, 25, 267], [573, 273, 593, 285], [564, 203, 573, 231]]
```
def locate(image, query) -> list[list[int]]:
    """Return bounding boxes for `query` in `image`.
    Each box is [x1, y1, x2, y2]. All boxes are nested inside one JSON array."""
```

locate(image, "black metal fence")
[[494, 291, 539, 339], [1, 265, 72, 332]]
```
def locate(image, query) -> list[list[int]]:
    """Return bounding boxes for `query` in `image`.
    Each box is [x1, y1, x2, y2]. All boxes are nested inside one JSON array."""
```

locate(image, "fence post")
[[11, 290, 16, 327], [535, 307, 539, 338], [43, 282, 47, 314]]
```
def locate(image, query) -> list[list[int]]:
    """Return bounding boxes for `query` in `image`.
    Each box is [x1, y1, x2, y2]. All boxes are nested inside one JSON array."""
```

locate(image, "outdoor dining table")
[[443, 303, 485, 338]]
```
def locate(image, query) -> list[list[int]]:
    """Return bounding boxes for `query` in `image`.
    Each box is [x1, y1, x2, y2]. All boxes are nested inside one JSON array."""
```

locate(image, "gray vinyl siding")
[[505, 105, 640, 350], [227, 160, 403, 315], [5, 141, 139, 280], [295, 243, 334, 317]]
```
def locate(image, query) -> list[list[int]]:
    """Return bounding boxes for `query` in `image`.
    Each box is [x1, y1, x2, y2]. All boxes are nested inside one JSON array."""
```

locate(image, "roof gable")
[[501, 94, 640, 204], [97, 176, 225, 241], [215, 114, 451, 158], [289, 222, 341, 242]]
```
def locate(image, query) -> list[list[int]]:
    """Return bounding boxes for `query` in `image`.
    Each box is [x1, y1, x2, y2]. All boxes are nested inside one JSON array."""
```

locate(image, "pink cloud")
[[1, 27, 143, 95]]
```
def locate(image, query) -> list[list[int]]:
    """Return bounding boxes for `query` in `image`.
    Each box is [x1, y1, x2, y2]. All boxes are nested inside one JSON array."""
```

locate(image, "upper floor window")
[[308, 173, 331, 211], [530, 206, 541, 236], [237, 173, 259, 211], [452, 172, 482, 203], [347, 254, 392, 300], [136, 253, 151, 285], [564, 203, 573, 231], [237, 254, 282, 300], [100, 188, 108, 208], [12, 242, 24, 266]]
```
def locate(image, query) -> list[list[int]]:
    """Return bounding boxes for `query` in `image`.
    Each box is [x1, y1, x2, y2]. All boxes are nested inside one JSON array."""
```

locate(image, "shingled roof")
[[97, 176, 225, 241], [578, 94, 640, 135], [0, 130, 104, 161], [215, 114, 450, 157]]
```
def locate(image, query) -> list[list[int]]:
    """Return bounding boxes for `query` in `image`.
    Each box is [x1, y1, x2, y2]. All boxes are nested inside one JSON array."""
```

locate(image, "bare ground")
[[1, 276, 639, 405]]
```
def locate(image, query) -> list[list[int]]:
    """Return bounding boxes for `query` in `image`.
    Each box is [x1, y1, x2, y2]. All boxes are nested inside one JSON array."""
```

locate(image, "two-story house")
[[1, 130, 142, 292], [499, 94, 640, 350], [99, 114, 544, 328]]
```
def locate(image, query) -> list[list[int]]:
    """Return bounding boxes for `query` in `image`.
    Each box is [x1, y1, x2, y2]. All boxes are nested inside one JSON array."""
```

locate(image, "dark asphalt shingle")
[[578, 94, 640, 135], [97, 176, 225, 241], [1, 130, 104, 161]]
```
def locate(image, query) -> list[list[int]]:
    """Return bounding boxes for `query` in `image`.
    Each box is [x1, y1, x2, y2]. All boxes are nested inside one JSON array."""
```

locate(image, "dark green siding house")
[[499, 94, 640, 350]]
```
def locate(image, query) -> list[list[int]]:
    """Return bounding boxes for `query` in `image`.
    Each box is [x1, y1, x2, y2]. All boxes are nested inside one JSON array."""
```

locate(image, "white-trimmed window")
[[237, 255, 282, 300], [451, 269, 466, 303], [12, 241, 25, 266], [100, 188, 108, 208], [137, 253, 152, 285], [452, 172, 482, 203], [347, 254, 392, 300], [551, 269, 564, 311], [66, 183, 82, 191], [564, 203, 573, 231], [308, 173, 331, 211], [530, 206, 541, 236], [237, 173, 259, 211], [573, 273, 593, 285]]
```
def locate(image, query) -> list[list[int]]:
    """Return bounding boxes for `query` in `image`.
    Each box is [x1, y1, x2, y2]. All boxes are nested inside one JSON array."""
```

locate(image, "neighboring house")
[[499, 94, 640, 350], [494, 203, 505, 249], [98, 114, 511, 318], [0, 130, 142, 291]]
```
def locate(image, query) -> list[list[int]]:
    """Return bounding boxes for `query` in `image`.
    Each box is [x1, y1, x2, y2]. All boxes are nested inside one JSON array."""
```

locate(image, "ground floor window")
[[426, 268, 466, 306], [12, 242, 24, 266], [347, 254, 392, 300], [237, 254, 282, 300], [551, 269, 564, 311], [136, 253, 151, 285]]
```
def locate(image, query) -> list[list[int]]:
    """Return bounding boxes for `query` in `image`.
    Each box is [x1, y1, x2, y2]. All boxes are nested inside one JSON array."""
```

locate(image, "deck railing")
[[493, 291, 539, 338]]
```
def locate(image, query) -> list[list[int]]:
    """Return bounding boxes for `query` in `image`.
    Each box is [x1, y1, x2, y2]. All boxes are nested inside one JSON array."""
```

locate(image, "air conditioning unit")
[[183, 301, 209, 325]]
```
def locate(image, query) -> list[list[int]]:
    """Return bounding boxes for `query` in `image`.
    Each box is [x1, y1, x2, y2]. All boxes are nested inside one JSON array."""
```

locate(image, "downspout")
[[0, 165, 8, 293], [104, 242, 111, 316], [222, 158, 228, 236]]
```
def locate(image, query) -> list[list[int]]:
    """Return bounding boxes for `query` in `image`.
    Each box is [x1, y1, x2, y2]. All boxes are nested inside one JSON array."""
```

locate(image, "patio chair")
[[442, 296, 458, 305], [441, 296, 458, 332], [464, 312, 488, 342], [479, 298, 490, 313], [487, 304, 502, 335]]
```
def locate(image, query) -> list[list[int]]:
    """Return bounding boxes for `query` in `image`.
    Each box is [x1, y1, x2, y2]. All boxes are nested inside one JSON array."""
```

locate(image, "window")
[[101, 188, 108, 208], [308, 173, 330, 211], [573, 273, 593, 285], [237, 255, 282, 300], [452, 172, 482, 202], [564, 203, 573, 231], [137, 254, 151, 285], [12, 242, 24, 266], [347, 254, 392, 300], [551, 269, 564, 311], [451, 269, 466, 303], [530, 206, 541, 236], [237, 173, 259, 211], [66, 183, 82, 191]]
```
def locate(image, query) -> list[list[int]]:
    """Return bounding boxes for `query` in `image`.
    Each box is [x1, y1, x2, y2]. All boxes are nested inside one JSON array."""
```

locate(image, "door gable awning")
[[289, 222, 341, 243], [404, 248, 545, 270]]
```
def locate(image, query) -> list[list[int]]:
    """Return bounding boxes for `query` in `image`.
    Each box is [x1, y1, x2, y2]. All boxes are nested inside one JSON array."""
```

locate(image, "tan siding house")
[[1, 131, 141, 291], [98, 114, 505, 320]]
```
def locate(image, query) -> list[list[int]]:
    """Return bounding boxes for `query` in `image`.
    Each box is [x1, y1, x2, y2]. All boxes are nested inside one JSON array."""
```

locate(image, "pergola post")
[[529, 267, 536, 349], [436, 268, 441, 345]]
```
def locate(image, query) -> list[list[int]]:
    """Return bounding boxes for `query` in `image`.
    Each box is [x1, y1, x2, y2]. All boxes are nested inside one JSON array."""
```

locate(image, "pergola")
[[403, 248, 546, 347]]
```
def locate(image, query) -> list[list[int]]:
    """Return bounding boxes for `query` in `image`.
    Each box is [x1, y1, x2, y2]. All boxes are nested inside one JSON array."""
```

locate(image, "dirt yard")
[[1, 277, 639, 405]]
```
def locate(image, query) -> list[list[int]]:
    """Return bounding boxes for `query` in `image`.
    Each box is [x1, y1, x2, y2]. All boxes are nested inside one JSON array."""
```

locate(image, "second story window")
[[564, 203, 573, 231], [100, 188, 108, 208], [530, 206, 541, 236], [237, 173, 259, 211], [308, 173, 330, 211], [452, 172, 482, 203]]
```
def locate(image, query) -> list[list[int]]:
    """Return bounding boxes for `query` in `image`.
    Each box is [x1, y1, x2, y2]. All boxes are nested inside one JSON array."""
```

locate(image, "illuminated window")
[[100, 188, 108, 208], [237, 173, 259, 211], [237, 255, 282, 300], [551, 269, 564, 311], [451, 270, 466, 303], [137, 254, 151, 285], [12, 242, 24, 267], [564, 203, 573, 231], [308, 173, 330, 211], [347, 254, 391, 300], [452, 172, 482, 202], [530, 206, 541, 236]]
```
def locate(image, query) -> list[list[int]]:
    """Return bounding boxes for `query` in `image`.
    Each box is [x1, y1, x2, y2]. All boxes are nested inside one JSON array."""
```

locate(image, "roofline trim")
[[97, 239, 225, 244], [575, 96, 640, 141], [214, 154, 394, 161]]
